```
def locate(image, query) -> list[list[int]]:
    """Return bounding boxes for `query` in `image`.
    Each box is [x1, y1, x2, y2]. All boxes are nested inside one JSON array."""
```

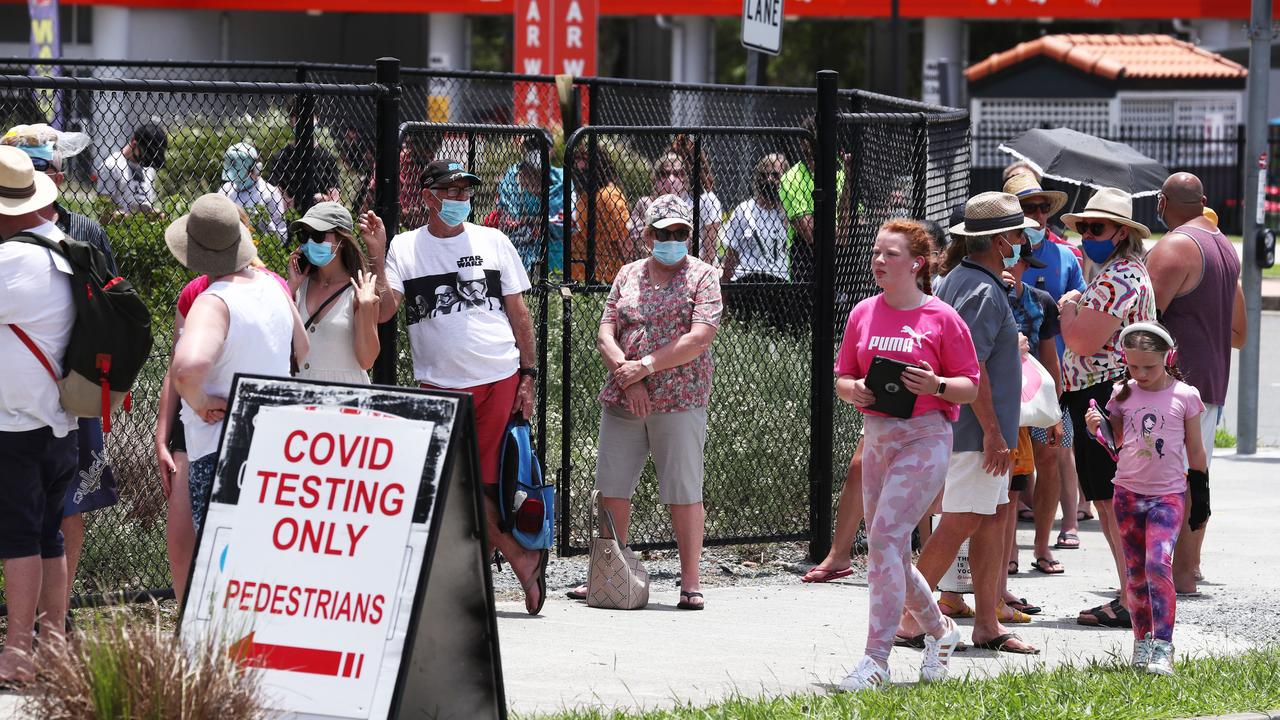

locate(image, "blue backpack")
[[498, 418, 554, 550]]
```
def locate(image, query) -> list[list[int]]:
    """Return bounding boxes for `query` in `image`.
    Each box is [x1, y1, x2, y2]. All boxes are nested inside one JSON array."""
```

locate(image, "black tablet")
[[1089, 399, 1119, 461], [865, 356, 919, 419]]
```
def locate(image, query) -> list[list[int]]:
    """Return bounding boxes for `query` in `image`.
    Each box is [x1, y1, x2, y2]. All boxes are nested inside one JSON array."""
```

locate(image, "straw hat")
[[1003, 172, 1067, 216], [1061, 187, 1150, 240], [0, 145, 58, 216], [948, 191, 1040, 237], [164, 193, 256, 276]]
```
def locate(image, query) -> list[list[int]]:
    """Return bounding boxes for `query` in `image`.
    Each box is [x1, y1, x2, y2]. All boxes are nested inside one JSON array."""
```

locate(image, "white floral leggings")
[[860, 412, 953, 664]]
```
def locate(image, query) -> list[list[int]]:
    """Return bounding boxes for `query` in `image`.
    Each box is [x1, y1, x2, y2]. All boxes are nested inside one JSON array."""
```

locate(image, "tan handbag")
[[586, 492, 649, 610]]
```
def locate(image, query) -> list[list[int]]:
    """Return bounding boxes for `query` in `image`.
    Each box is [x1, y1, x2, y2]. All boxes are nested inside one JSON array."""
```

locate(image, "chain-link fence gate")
[[0, 61, 968, 608]]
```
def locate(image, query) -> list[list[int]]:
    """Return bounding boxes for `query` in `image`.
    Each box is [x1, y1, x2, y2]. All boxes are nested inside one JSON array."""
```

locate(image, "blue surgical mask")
[[1025, 226, 1046, 247], [436, 198, 471, 226], [1082, 235, 1117, 264], [301, 239, 335, 267], [1000, 236, 1020, 270], [651, 240, 688, 265]]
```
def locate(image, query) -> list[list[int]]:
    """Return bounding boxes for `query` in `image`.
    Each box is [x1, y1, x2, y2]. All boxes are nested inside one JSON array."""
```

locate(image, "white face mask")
[[1025, 226, 1046, 246]]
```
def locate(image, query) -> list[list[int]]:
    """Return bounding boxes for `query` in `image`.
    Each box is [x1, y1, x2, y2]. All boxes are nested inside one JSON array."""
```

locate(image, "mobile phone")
[[294, 252, 316, 275]]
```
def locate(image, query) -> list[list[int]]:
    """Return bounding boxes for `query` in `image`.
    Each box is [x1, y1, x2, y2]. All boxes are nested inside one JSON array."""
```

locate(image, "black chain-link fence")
[[0, 72, 388, 609], [0, 60, 969, 605]]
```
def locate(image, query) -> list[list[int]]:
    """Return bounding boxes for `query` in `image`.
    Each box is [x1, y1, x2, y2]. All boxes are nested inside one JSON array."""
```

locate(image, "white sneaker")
[[1131, 633, 1152, 669], [838, 656, 890, 692], [920, 617, 962, 683], [1146, 638, 1175, 676]]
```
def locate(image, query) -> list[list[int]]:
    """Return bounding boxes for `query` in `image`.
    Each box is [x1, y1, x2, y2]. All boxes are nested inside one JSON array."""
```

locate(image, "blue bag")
[[498, 418, 555, 550]]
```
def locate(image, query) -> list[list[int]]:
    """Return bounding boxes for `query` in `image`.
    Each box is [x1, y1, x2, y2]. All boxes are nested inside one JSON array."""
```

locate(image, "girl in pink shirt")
[[1085, 322, 1209, 676], [833, 220, 981, 692]]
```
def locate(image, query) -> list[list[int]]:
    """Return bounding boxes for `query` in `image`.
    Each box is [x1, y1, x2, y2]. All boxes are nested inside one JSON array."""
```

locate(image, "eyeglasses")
[[1078, 221, 1113, 237], [654, 227, 690, 242], [430, 186, 476, 200], [1020, 201, 1052, 214]]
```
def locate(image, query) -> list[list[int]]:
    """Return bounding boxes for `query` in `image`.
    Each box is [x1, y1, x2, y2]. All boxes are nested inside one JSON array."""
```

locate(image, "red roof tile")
[[966, 34, 1247, 83]]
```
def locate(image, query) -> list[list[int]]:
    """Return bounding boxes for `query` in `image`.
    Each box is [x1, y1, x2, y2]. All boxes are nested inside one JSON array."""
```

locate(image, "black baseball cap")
[[420, 160, 480, 189]]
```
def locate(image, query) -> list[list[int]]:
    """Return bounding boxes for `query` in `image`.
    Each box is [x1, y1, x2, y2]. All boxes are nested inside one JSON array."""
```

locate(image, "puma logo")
[[901, 325, 932, 349]]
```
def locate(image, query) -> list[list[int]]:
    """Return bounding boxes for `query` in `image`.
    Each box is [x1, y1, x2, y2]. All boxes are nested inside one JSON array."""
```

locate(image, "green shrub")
[[1214, 426, 1237, 449]]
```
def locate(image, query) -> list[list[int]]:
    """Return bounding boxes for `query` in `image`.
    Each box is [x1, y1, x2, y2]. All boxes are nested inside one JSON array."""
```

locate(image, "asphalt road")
[[1224, 310, 1280, 448]]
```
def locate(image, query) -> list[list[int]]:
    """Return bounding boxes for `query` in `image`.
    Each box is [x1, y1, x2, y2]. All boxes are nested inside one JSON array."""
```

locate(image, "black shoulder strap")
[[304, 284, 351, 332], [5, 231, 65, 257]]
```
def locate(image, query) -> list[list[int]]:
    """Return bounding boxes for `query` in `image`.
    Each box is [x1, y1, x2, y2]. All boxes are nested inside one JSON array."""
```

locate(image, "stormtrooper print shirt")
[[385, 222, 531, 387]]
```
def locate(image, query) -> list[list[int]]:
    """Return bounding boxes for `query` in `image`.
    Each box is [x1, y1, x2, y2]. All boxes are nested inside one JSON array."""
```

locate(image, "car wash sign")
[[181, 376, 505, 720], [741, 0, 784, 55]]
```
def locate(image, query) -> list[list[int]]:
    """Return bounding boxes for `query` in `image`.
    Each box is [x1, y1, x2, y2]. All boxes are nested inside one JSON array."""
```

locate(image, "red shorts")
[[420, 373, 519, 486]]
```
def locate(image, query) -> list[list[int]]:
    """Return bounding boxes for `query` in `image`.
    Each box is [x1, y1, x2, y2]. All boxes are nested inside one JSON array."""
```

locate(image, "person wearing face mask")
[[285, 202, 383, 385], [722, 153, 791, 328], [219, 142, 288, 242], [897, 192, 1040, 655], [1144, 172, 1246, 596], [1057, 187, 1156, 629], [373, 160, 548, 616], [96, 122, 167, 222], [627, 152, 722, 265], [564, 194, 722, 610]]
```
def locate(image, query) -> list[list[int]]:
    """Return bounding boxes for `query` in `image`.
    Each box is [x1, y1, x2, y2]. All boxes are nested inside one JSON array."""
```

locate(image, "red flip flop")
[[801, 565, 853, 583]]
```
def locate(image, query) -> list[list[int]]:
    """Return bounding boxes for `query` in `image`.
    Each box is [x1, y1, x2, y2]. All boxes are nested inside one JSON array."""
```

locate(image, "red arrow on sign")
[[229, 632, 365, 679]]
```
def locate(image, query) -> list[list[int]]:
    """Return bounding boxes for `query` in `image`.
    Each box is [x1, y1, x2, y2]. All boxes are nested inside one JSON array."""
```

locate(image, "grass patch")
[[520, 647, 1280, 720], [1215, 426, 1238, 448]]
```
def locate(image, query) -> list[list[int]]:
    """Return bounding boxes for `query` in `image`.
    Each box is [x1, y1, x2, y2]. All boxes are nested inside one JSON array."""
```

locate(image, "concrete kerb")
[[1186, 713, 1280, 720]]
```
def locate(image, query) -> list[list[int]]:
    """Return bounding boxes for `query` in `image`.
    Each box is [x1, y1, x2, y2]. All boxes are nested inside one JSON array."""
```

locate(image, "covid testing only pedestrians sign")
[[181, 375, 506, 720], [741, 0, 783, 55]]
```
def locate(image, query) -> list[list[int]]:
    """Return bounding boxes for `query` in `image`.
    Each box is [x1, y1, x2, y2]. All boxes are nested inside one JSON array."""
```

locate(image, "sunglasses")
[[428, 185, 475, 200], [654, 227, 690, 242], [298, 229, 333, 244], [1020, 201, 1052, 214], [1078, 221, 1114, 237]]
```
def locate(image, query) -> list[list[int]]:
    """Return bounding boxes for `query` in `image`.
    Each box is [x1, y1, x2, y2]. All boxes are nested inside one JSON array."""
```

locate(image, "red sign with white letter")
[[555, 0, 597, 77], [514, 0, 597, 126]]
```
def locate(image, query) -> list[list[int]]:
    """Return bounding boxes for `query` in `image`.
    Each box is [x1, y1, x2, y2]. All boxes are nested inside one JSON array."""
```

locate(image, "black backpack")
[[5, 232, 153, 432]]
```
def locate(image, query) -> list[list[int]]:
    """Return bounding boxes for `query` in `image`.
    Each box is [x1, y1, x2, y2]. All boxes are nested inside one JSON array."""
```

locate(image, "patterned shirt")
[[1062, 257, 1156, 391], [598, 257, 722, 413]]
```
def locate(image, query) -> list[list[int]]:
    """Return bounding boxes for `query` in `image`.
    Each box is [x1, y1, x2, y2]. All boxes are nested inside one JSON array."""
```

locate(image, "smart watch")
[[935, 380, 947, 396]]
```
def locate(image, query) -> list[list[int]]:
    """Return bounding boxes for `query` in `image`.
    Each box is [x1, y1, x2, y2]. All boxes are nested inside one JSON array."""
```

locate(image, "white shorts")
[[941, 451, 1011, 516], [1199, 404, 1222, 469]]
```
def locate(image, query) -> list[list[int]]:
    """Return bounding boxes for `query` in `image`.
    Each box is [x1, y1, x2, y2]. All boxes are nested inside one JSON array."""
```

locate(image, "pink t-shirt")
[[176, 269, 290, 318], [1107, 379, 1205, 496], [835, 295, 981, 421]]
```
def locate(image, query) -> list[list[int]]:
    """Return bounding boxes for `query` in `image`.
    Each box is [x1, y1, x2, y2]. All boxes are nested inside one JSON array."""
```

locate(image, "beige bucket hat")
[[1003, 172, 1068, 216], [164, 193, 256, 276], [1061, 187, 1150, 240], [948, 191, 1041, 237], [0, 145, 58, 216]]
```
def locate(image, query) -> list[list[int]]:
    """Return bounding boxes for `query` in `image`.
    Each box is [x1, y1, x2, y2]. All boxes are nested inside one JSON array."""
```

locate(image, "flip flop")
[[1017, 508, 1036, 523], [894, 634, 970, 652], [1077, 510, 1095, 522], [1008, 598, 1041, 615], [997, 607, 1033, 624], [677, 590, 705, 610], [801, 565, 854, 583], [938, 596, 975, 619], [1055, 531, 1081, 550], [972, 633, 1039, 654], [1031, 557, 1064, 575], [565, 584, 587, 601], [1176, 590, 1203, 598], [521, 549, 549, 616]]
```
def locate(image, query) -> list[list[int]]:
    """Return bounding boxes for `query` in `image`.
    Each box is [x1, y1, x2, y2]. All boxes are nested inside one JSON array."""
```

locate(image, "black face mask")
[[757, 180, 781, 201]]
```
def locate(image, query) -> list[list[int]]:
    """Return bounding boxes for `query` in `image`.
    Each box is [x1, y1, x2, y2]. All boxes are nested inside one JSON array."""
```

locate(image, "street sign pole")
[[1237, 0, 1273, 455]]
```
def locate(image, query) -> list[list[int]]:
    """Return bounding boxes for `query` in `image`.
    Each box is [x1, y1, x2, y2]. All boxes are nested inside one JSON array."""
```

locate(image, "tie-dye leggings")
[[861, 412, 952, 664], [1113, 485, 1185, 643]]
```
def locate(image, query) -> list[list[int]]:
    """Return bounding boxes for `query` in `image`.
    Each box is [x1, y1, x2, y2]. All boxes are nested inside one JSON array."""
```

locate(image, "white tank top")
[[294, 276, 370, 385], [180, 273, 294, 460]]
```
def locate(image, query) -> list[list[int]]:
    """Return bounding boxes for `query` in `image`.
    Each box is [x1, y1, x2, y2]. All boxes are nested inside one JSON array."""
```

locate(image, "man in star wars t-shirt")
[[377, 159, 549, 615]]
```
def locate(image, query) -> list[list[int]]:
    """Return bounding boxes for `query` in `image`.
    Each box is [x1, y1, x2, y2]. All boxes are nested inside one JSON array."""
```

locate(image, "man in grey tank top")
[[1146, 171, 1247, 595]]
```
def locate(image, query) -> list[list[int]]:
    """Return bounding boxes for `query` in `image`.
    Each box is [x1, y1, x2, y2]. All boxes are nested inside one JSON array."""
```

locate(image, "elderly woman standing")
[[588, 194, 722, 610], [168, 194, 307, 535], [1057, 187, 1156, 629]]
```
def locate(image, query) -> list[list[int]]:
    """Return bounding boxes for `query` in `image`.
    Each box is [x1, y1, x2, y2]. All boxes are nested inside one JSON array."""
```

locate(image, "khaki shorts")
[[941, 451, 1011, 515], [594, 404, 707, 505]]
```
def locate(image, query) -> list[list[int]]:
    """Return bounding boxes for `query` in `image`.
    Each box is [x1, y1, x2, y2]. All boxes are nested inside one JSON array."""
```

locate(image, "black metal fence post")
[[809, 70, 839, 563], [293, 65, 316, 211], [371, 57, 401, 386]]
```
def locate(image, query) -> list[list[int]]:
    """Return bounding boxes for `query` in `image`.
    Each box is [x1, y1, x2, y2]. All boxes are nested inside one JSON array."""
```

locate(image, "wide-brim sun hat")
[[0, 145, 58, 215], [1003, 172, 1068, 217], [165, 193, 256, 276], [948, 191, 1040, 237], [1061, 186, 1150, 240]]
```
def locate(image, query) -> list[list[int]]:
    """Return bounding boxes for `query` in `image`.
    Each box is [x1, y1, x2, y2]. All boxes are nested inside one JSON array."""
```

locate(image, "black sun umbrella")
[[998, 127, 1169, 198]]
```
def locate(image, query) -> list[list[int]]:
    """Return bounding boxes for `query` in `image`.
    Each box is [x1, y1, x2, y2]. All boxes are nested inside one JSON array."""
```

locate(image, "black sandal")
[[1076, 598, 1131, 628], [677, 590, 705, 610]]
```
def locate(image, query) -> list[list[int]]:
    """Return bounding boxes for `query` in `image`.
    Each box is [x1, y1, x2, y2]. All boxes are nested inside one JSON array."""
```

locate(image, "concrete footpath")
[[497, 448, 1280, 717], [0, 450, 1276, 719]]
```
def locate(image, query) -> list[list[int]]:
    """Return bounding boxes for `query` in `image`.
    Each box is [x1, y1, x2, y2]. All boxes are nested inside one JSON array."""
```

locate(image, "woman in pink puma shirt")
[[831, 219, 981, 692]]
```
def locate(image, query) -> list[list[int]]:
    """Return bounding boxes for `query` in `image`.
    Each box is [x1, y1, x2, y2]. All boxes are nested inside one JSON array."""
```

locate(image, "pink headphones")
[[1117, 322, 1178, 367]]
